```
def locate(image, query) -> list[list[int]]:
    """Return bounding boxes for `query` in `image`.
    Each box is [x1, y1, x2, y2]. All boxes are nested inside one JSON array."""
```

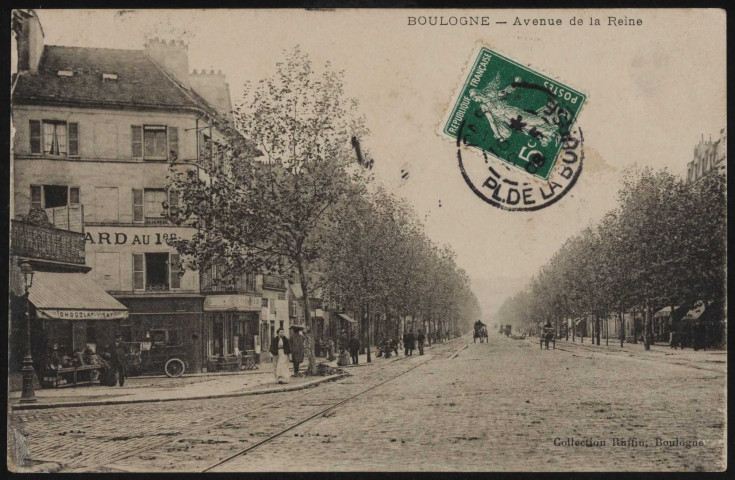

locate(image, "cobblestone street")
[[8, 335, 726, 472]]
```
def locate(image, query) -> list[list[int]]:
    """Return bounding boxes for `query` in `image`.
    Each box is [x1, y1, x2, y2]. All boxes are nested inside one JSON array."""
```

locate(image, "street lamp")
[[19, 261, 37, 403]]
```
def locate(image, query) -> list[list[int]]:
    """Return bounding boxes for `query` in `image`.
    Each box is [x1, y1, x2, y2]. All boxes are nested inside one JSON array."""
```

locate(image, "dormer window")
[[57, 70, 74, 77], [102, 72, 118, 81]]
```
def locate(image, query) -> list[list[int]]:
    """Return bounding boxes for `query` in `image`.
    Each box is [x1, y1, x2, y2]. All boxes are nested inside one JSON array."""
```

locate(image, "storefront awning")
[[29, 271, 128, 320], [204, 294, 262, 312], [337, 313, 357, 324]]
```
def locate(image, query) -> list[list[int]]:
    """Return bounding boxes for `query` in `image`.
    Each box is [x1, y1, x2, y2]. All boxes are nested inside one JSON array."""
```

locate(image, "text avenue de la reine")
[[407, 16, 643, 27]]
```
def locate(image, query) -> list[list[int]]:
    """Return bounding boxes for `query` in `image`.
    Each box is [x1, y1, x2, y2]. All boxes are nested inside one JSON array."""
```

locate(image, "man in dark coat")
[[108, 334, 128, 387], [290, 326, 305, 375], [417, 330, 426, 355], [404, 330, 415, 356], [348, 334, 360, 365]]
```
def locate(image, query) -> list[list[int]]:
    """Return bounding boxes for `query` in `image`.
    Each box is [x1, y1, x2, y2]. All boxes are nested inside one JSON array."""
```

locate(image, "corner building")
[[12, 13, 249, 372]]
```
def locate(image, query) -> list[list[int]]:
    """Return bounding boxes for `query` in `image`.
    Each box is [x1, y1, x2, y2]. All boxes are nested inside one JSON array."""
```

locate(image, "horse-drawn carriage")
[[473, 323, 488, 343], [540, 325, 556, 350]]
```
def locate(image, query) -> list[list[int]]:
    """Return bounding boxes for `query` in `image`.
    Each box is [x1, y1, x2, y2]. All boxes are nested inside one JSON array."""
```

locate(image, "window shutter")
[[30, 185, 43, 210], [68, 122, 79, 156], [168, 126, 179, 161], [168, 190, 179, 215], [132, 189, 144, 222], [29, 120, 41, 154], [131, 126, 143, 158], [169, 253, 181, 289], [133, 253, 145, 290]]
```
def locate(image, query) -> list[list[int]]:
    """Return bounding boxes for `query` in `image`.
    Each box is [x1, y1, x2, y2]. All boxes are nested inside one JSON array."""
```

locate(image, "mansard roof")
[[13, 45, 208, 114]]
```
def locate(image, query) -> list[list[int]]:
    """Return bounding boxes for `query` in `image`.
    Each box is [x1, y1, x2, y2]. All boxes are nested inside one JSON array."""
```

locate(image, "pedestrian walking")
[[349, 334, 360, 365], [404, 330, 415, 356], [417, 330, 425, 355], [326, 337, 336, 361], [290, 326, 305, 375], [105, 334, 128, 387], [339, 330, 348, 353], [269, 328, 291, 384]]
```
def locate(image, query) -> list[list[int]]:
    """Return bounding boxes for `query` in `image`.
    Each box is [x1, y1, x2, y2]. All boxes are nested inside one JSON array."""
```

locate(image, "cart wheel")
[[165, 358, 185, 378]]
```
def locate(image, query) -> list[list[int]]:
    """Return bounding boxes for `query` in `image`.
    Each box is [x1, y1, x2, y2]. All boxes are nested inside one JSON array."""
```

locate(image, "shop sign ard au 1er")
[[85, 231, 178, 245]]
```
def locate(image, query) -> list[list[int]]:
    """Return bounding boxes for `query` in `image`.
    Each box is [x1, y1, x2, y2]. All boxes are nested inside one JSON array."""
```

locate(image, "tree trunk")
[[644, 302, 653, 350], [366, 303, 371, 363], [619, 310, 624, 348], [296, 259, 317, 375], [632, 307, 638, 344], [605, 314, 609, 346]]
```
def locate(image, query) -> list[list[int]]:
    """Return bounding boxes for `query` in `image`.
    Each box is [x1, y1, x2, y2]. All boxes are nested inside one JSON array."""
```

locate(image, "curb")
[[9, 373, 349, 411]]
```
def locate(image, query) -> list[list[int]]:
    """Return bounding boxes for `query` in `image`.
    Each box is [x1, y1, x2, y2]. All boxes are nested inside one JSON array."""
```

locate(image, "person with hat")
[[290, 325, 305, 376], [348, 332, 360, 365], [106, 333, 128, 387]]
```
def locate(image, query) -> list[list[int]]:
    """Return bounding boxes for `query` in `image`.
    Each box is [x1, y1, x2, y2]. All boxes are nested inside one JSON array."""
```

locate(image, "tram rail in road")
[[201, 351, 443, 472]]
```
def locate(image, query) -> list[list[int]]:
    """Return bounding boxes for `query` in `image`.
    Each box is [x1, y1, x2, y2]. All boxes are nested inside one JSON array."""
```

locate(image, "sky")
[[27, 9, 726, 321]]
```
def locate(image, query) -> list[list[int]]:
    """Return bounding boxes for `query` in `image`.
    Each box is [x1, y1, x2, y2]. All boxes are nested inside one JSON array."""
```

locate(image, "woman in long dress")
[[269, 328, 291, 384]]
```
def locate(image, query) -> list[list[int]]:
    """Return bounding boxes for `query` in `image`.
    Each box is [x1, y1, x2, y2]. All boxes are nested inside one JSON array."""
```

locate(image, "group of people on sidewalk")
[[402, 329, 427, 356], [269, 325, 310, 384]]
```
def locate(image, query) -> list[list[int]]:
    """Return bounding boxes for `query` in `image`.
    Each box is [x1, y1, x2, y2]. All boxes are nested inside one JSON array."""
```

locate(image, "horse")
[[474, 325, 488, 343]]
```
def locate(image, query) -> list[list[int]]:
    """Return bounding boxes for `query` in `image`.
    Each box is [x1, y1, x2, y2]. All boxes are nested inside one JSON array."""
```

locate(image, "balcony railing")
[[10, 219, 86, 265]]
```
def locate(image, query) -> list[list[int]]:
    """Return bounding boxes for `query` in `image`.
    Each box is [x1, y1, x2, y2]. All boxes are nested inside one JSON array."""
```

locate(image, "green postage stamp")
[[442, 47, 586, 181]]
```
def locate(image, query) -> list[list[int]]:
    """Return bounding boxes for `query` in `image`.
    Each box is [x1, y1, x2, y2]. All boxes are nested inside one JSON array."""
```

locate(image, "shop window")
[[45, 320, 73, 354], [29, 120, 78, 156], [86, 325, 97, 346], [120, 323, 132, 342]]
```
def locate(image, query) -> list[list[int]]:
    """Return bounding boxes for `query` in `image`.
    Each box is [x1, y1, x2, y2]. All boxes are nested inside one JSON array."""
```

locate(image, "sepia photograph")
[[6, 7, 727, 473]]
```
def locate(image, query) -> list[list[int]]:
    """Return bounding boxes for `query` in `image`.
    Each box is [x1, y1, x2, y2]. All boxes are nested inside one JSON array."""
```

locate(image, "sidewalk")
[[9, 338, 462, 411], [9, 368, 346, 411], [528, 335, 726, 373]]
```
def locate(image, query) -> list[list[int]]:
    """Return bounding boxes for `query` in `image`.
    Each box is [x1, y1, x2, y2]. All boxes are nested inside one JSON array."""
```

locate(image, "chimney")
[[13, 10, 44, 74], [144, 37, 190, 89], [189, 68, 234, 120]]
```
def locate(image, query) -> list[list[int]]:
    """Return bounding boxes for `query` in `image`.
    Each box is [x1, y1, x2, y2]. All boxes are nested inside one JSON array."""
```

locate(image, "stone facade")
[[687, 127, 727, 183]]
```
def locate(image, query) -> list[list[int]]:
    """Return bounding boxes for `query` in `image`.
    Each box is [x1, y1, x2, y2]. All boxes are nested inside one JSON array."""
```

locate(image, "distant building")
[[687, 128, 727, 183]]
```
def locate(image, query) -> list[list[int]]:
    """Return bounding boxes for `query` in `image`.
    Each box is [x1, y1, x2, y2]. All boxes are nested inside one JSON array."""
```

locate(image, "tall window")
[[29, 185, 80, 210], [29, 120, 78, 156], [132, 252, 182, 291], [144, 189, 167, 218], [131, 125, 178, 161]]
